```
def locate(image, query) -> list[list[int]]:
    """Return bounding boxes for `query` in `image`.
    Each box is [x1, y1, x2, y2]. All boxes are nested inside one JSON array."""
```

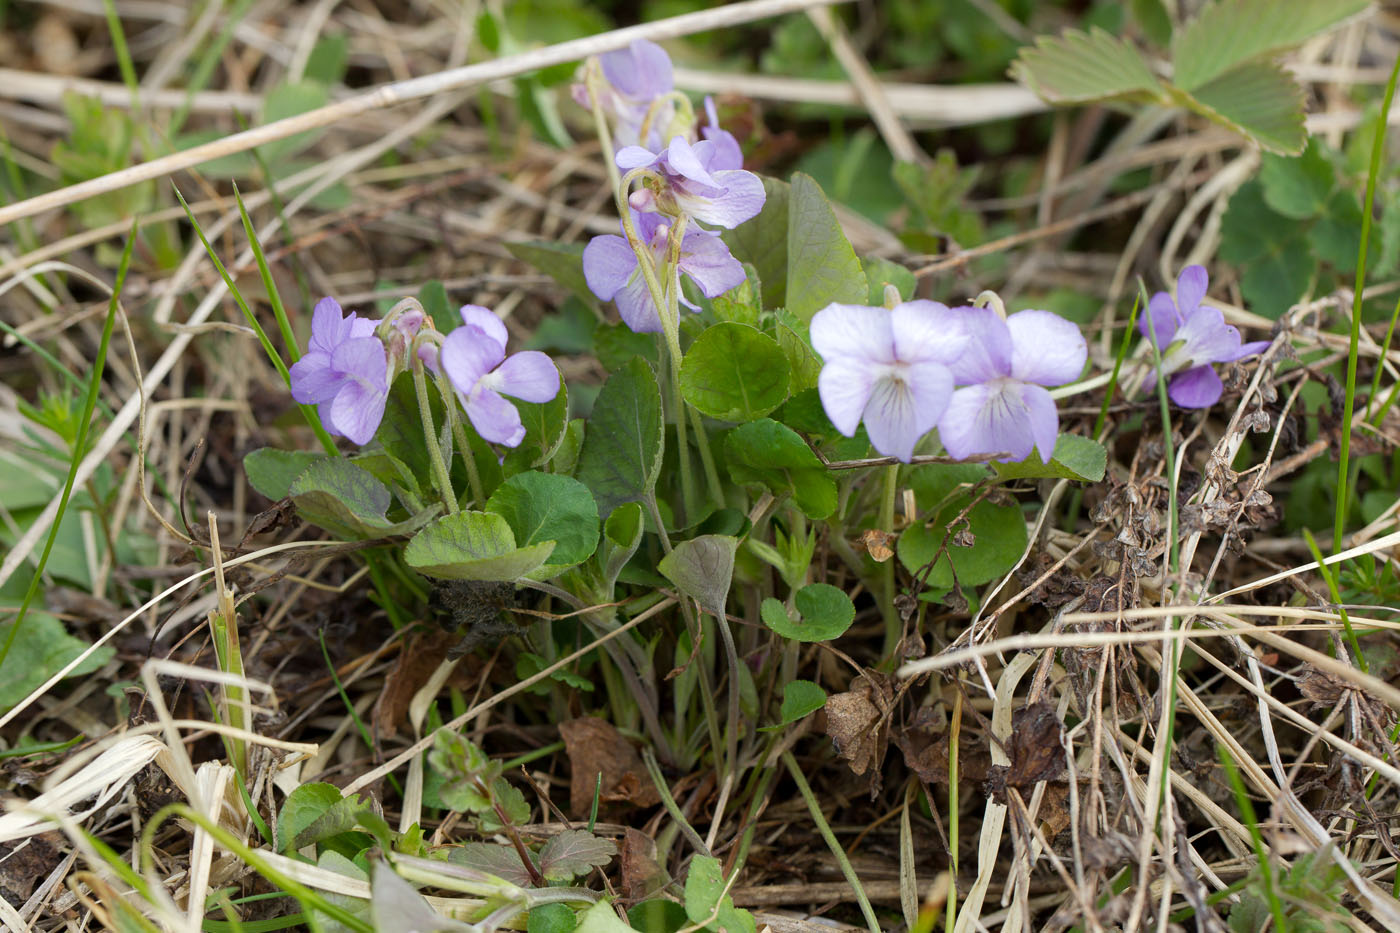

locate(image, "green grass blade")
[[233, 183, 301, 362], [1302, 528, 1366, 673], [0, 221, 136, 677], [100, 0, 140, 100], [1334, 51, 1400, 554], [173, 184, 338, 454], [1218, 744, 1289, 933]]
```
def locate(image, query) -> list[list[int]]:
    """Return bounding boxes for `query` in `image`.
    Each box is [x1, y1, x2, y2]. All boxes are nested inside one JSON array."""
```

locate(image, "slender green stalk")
[[1336, 50, 1400, 554], [233, 184, 300, 363], [880, 463, 901, 660], [1218, 745, 1288, 933], [436, 365, 486, 507], [0, 224, 135, 676], [1302, 529, 1366, 672], [641, 747, 712, 857], [412, 361, 459, 514], [174, 186, 337, 453], [782, 751, 881, 933], [319, 630, 403, 796], [1370, 294, 1400, 426], [100, 0, 139, 101], [1094, 291, 1143, 439], [1143, 279, 1182, 823]]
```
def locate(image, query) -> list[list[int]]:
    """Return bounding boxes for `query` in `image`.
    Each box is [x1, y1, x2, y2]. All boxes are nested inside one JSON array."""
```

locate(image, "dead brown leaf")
[[988, 702, 1067, 802], [620, 828, 666, 900], [825, 672, 893, 786], [374, 629, 468, 740], [558, 717, 661, 818]]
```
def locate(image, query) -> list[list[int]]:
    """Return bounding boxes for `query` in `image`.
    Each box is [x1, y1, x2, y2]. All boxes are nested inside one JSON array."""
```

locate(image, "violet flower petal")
[[891, 301, 967, 365], [943, 305, 1012, 385], [612, 272, 663, 334], [616, 146, 659, 170], [672, 169, 765, 228], [938, 381, 1036, 462], [1174, 304, 1241, 364], [582, 234, 638, 300], [331, 380, 386, 445], [862, 361, 955, 462], [809, 304, 895, 364], [330, 337, 388, 394], [1168, 365, 1223, 408], [309, 296, 346, 354], [665, 136, 722, 188], [1020, 383, 1060, 463], [676, 232, 745, 297], [1227, 339, 1272, 361], [1140, 291, 1182, 349], [441, 326, 506, 396], [458, 305, 509, 351], [492, 351, 560, 403], [1176, 265, 1209, 317], [599, 39, 673, 100], [465, 387, 527, 447], [816, 357, 877, 437], [1007, 309, 1087, 386], [290, 352, 339, 404]]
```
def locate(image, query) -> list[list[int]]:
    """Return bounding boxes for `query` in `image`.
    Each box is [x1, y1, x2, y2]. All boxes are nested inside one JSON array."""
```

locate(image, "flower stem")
[[879, 463, 901, 661], [435, 367, 486, 507], [412, 360, 458, 514], [620, 201, 695, 522]]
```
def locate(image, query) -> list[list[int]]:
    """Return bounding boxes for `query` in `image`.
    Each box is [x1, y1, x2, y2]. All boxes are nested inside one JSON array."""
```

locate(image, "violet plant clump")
[[1141, 265, 1270, 407]]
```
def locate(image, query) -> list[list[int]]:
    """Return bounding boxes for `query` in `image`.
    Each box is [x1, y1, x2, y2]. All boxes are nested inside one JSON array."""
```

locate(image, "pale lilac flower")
[[615, 135, 765, 229], [1141, 265, 1270, 408], [810, 301, 970, 463], [937, 307, 1086, 463], [441, 305, 560, 447], [573, 40, 676, 150], [289, 297, 388, 445], [582, 209, 744, 333]]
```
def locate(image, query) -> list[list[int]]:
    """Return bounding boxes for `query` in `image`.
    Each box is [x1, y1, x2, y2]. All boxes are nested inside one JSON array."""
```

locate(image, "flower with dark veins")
[[936, 306, 1086, 463], [1141, 265, 1270, 408], [810, 301, 970, 463]]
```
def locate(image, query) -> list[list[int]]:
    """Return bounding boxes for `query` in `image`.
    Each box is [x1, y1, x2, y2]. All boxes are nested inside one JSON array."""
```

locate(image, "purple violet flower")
[[582, 209, 745, 333], [441, 305, 560, 447], [289, 297, 388, 445], [810, 301, 970, 463], [574, 40, 676, 150], [936, 307, 1086, 463], [701, 96, 743, 172], [1141, 265, 1270, 408], [615, 135, 765, 229]]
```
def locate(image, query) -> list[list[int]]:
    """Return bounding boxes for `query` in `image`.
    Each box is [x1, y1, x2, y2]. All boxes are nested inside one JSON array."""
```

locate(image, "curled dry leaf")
[[860, 528, 896, 562], [987, 701, 1067, 803], [558, 717, 661, 818], [824, 672, 894, 790]]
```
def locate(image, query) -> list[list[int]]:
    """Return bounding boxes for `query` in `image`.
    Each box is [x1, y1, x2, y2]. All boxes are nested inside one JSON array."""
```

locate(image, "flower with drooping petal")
[[1140, 265, 1270, 408], [441, 305, 561, 447], [810, 301, 971, 463], [616, 135, 765, 229], [289, 296, 388, 445], [573, 39, 678, 150], [582, 209, 745, 333], [936, 306, 1087, 463]]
